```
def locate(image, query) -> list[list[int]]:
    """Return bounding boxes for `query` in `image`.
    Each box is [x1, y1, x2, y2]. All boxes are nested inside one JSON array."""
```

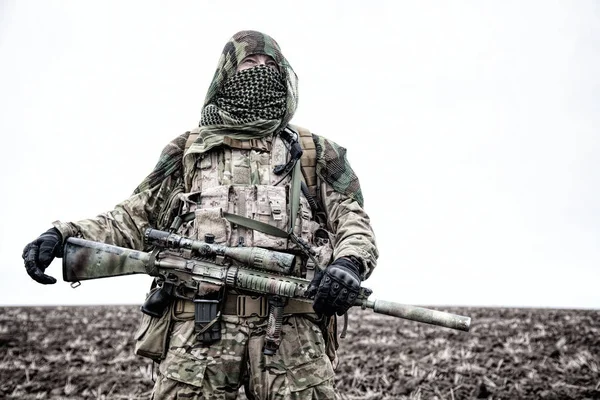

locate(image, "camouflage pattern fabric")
[[203, 30, 298, 129], [133, 132, 188, 195], [151, 314, 339, 400], [320, 183, 378, 279], [186, 31, 299, 158], [50, 29, 379, 400], [313, 134, 364, 208]]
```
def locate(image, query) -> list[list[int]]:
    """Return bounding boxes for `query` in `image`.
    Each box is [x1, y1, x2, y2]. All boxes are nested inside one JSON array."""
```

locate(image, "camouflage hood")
[[186, 30, 298, 157], [203, 30, 298, 126]]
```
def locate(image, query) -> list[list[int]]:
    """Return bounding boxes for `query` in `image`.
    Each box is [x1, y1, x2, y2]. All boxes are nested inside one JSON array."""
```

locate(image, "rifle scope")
[[144, 228, 296, 275]]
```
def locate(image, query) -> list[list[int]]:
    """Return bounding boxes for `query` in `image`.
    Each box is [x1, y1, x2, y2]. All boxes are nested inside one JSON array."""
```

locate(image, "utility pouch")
[[134, 287, 174, 362], [194, 299, 221, 343]]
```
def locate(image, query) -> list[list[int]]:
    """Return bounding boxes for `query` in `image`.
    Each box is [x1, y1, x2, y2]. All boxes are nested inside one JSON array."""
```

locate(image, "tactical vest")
[[176, 125, 332, 277], [134, 127, 340, 362]]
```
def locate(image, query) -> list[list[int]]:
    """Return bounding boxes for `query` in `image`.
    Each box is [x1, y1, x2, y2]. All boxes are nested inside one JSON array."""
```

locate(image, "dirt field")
[[0, 306, 598, 399]]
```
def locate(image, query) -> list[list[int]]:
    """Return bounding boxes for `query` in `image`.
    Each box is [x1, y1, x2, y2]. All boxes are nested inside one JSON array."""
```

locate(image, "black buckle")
[[237, 295, 268, 317]]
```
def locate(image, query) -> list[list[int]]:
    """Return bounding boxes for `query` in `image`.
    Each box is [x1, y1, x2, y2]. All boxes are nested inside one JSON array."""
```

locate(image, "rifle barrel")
[[363, 299, 471, 332]]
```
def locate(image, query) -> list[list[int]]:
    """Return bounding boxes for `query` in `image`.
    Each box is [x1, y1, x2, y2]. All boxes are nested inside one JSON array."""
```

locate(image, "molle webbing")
[[185, 130, 272, 153], [294, 126, 318, 198], [222, 136, 272, 152], [184, 125, 318, 197]]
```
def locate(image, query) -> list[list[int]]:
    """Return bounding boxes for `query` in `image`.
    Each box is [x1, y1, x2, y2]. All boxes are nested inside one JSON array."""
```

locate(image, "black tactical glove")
[[22, 228, 63, 284], [307, 256, 363, 316]]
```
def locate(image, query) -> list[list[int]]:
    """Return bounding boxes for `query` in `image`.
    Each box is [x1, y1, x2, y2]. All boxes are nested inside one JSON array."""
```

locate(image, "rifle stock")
[[62, 236, 471, 332], [63, 237, 152, 282]]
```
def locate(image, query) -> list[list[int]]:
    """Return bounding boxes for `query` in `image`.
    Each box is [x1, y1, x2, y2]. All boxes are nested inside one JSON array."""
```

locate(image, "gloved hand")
[[22, 228, 63, 284], [306, 256, 363, 316]]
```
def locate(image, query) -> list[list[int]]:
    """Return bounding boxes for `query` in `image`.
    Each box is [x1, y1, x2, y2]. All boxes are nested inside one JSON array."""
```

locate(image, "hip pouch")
[[134, 286, 174, 363]]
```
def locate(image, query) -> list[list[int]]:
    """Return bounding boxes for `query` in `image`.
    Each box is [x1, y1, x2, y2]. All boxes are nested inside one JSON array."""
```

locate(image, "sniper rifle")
[[62, 229, 471, 354]]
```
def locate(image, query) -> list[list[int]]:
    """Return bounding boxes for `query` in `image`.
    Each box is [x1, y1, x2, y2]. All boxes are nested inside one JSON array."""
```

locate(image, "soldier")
[[22, 30, 378, 399]]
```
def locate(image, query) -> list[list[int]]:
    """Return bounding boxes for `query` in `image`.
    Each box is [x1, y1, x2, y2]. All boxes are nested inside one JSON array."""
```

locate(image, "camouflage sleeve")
[[320, 182, 379, 280], [312, 134, 378, 279], [52, 175, 181, 250], [51, 133, 188, 250]]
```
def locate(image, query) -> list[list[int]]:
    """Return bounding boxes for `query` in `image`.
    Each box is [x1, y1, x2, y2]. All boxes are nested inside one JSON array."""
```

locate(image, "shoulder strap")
[[292, 125, 318, 198], [184, 127, 201, 153]]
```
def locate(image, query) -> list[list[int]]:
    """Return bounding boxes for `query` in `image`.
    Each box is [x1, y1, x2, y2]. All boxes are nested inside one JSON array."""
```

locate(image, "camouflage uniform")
[[151, 315, 337, 399], [53, 31, 378, 399]]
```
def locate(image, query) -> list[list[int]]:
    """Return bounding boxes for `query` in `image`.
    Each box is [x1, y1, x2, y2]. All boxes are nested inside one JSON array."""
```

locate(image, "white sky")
[[1, 1, 599, 309]]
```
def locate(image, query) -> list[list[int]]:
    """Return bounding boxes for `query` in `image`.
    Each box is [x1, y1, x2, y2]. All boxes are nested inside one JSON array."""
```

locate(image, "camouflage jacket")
[[53, 129, 378, 279]]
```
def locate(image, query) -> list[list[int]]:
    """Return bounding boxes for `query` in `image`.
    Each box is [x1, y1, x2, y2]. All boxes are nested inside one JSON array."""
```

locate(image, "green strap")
[[288, 160, 302, 235], [222, 212, 288, 238]]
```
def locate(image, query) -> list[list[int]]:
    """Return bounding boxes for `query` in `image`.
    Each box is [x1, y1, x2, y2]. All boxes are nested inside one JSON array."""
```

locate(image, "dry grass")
[[0, 306, 598, 399], [337, 307, 600, 399]]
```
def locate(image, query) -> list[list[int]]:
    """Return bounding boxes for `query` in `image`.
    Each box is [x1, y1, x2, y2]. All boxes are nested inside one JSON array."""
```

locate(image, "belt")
[[175, 294, 315, 318]]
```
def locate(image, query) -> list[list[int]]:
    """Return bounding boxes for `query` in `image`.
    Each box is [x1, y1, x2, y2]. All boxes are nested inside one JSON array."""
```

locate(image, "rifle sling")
[[288, 160, 302, 234], [222, 212, 288, 238]]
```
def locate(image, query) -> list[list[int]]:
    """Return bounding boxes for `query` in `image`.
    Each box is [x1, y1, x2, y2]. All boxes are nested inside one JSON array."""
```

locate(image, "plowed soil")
[[0, 306, 598, 399]]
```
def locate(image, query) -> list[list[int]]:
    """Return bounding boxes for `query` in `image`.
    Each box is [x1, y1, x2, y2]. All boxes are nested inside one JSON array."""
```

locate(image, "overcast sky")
[[1, 1, 599, 309]]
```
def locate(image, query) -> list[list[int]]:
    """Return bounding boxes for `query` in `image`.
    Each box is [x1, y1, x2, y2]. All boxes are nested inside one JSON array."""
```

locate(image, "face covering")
[[201, 65, 287, 127]]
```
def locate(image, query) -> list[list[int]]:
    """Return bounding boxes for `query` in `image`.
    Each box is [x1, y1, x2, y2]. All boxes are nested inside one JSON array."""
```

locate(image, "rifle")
[[63, 229, 471, 354]]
